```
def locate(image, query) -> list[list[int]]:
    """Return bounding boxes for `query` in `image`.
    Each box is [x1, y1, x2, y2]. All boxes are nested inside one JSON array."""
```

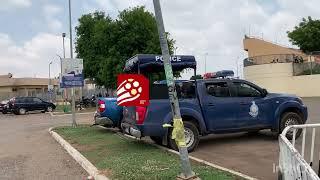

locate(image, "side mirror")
[[262, 89, 268, 97]]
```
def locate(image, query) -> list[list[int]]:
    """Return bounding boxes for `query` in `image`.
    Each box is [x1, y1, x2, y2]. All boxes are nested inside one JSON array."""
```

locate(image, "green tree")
[[190, 74, 203, 80], [75, 7, 175, 88], [287, 16, 320, 53]]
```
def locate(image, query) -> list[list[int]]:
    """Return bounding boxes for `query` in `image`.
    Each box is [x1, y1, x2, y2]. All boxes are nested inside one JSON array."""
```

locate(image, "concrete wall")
[[244, 63, 320, 97], [0, 87, 13, 93]]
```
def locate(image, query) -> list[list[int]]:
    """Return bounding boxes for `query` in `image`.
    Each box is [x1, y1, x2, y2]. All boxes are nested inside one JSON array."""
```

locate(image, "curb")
[[48, 127, 109, 180], [50, 112, 95, 117], [120, 133, 258, 180]]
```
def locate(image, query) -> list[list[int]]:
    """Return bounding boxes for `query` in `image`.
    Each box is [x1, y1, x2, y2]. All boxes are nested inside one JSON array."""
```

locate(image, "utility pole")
[[204, 53, 208, 74], [61, 33, 66, 101], [68, 0, 77, 127], [62, 33, 66, 59], [49, 61, 53, 102], [236, 56, 239, 78], [152, 0, 197, 179]]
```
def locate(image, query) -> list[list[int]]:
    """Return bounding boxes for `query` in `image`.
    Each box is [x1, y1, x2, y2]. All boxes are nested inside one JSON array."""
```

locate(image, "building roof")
[[243, 36, 305, 57], [0, 76, 58, 87]]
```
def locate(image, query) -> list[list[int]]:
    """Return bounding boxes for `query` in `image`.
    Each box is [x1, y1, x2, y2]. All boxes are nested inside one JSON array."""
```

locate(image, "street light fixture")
[[62, 33, 66, 59]]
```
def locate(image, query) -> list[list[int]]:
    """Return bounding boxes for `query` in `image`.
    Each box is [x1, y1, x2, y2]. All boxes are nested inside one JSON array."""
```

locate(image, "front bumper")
[[121, 122, 141, 138]]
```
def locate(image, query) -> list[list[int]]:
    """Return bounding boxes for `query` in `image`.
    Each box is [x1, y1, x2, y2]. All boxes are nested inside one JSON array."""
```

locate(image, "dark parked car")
[[3, 97, 56, 115]]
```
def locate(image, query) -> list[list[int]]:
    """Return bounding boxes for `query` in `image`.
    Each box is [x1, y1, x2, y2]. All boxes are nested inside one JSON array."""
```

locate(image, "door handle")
[[240, 102, 247, 105], [208, 103, 215, 107]]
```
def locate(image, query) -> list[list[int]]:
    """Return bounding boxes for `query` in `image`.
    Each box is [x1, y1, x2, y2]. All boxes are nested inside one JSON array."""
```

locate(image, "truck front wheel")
[[168, 121, 200, 152], [280, 112, 303, 140]]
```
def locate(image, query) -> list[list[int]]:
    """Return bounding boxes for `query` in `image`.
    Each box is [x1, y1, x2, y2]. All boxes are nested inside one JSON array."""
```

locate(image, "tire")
[[280, 112, 303, 140], [18, 108, 26, 115], [46, 106, 53, 112], [150, 136, 163, 145], [2, 110, 7, 114], [168, 121, 200, 152]]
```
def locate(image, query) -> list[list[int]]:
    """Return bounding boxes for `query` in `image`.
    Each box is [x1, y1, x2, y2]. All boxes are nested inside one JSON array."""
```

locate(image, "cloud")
[[43, 4, 61, 16], [3, 0, 320, 80], [0, 0, 31, 11], [0, 32, 71, 78], [43, 4, 63, 32]]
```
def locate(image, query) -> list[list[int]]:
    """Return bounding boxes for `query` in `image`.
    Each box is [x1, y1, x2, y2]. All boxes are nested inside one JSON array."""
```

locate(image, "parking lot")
[[0, 112, 93, 180], [0, 98, 319, 180], [191, 97, 320, 179]]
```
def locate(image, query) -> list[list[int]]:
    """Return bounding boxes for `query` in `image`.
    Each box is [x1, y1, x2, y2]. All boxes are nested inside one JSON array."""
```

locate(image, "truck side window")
[[150, 84, 169, 99], [178, 82, 196, 99], [233, 82, 261, 97], [206, 82, 230, 97], [150, 82, 196, 99]]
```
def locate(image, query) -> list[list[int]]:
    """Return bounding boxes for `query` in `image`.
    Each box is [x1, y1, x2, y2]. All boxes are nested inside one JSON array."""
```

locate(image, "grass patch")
[[54, 126, 239, 180], [54, 105, 96, 114]]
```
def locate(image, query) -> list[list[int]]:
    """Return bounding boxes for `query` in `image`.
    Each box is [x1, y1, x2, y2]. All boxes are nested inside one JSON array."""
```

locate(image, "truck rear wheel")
[[168, 121, 200, 152], [280, 112, 303, 140]]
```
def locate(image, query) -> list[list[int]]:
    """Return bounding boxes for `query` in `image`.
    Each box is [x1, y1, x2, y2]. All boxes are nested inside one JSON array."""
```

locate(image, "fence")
[[293, 62, 320, 76], [0, 87, 115, 103], [243, 54, 306, 67], [279, 124, 320, 180]]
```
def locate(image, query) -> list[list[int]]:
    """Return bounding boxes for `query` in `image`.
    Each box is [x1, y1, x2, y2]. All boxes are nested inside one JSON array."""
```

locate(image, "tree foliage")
[[75, 7, 175, 88], [190, 74, 203, 80], [287, 16, 320, 53]]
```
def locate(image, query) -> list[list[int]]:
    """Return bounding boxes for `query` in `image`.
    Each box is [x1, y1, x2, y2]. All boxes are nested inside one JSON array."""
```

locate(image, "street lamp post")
[[204, 53, 208, 74], [68, 0, 77, 127], [61, 33, 67, 101], [49, 61, 53, 102], [62, 33, 66, 59]]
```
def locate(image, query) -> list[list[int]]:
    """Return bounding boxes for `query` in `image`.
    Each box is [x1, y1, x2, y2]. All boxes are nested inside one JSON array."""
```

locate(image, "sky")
[[1, 0, 320, 79]]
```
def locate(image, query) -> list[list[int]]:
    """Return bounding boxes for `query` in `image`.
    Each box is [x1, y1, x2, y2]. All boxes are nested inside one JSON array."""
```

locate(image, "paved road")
[[0, 112, 94, 180], [191, 97, 320, 180]]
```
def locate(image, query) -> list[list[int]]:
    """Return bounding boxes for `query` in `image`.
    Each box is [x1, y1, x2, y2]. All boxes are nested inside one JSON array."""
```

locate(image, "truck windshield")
[[150, 81, 196, 99]]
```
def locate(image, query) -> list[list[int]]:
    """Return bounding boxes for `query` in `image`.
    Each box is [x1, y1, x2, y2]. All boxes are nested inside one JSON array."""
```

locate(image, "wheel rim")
[[284, 117, 298, 136], [47, 107, 53, 112], [20, 108, 25, 114], [184, 127, 195, 148]]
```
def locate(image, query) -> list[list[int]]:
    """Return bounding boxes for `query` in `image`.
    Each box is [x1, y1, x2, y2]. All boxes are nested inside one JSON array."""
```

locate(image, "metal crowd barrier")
[[279, 124, 320, 180]]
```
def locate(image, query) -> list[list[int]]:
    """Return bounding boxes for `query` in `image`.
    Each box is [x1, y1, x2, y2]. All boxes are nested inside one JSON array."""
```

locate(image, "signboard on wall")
[[60, 58, 84, 88]]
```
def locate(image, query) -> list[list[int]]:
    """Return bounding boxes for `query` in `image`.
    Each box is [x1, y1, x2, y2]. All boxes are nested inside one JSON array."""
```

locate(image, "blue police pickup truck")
[[121, 71, 308, 152]]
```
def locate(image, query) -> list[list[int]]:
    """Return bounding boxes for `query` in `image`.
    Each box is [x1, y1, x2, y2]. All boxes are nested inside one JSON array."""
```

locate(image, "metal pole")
[[68, 0, 77, 127], [49, 62, 52, 102], [62, 33, 67, 102], [152, 0, 196, 179], [56, 54, 64, 101], [62, 33, 66, 59], [236, 56, 239, 78], [204, 53, 208, 74]]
